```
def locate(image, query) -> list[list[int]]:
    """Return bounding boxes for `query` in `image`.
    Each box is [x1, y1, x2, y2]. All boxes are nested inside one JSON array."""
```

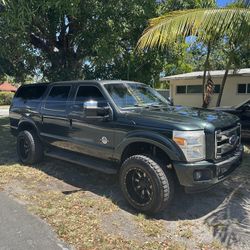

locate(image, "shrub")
[[0, 92, 14, 105]]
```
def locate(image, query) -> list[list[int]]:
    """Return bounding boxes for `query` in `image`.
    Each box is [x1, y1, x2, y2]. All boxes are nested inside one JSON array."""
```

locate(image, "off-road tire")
[[119, 155, 174, 214], [17, 130, 43, 164]]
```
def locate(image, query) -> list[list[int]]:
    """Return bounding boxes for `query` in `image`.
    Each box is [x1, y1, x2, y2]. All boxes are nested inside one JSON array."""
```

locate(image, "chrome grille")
[[215, 124, 241, 159]]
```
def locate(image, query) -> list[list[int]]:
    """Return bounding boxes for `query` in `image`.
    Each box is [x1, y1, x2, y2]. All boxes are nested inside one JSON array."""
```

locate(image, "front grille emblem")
[[229, 134, 237, 145]]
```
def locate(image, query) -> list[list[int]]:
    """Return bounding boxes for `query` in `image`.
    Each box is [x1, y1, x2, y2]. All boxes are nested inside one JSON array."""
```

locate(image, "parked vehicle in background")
[[213, 99, 250, 139], [9, 80, 243, 214]]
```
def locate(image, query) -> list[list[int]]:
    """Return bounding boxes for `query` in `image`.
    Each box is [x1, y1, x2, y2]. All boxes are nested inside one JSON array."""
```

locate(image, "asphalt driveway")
[[0, 192, 70, 250]]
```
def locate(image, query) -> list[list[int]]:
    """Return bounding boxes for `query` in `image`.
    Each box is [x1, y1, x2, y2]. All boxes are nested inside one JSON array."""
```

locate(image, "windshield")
[[104, 83, 169, 109]]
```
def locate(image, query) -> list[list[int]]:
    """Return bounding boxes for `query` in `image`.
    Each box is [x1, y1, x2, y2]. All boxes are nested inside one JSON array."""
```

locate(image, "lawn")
[[0, 116, 250, 250]]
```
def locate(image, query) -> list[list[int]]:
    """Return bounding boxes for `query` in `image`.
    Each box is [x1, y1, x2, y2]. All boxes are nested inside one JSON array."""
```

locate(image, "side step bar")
[[44, 147, 118, 174]]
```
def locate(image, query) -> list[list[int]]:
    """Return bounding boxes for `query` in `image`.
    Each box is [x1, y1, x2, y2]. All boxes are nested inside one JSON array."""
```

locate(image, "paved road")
[[0, 107, 9, 117], [0, 192, 71, 250]]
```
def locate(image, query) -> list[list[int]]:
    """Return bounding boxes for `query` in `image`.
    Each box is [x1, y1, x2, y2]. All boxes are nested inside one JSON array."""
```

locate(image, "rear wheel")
[[17, 130, 43, 164], [119, 155, 174, 214]]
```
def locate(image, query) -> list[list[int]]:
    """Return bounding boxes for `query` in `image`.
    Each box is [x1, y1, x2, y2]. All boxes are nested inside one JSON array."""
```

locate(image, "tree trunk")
[[202, 41, 211, 108], [216, 61, 231, 107]]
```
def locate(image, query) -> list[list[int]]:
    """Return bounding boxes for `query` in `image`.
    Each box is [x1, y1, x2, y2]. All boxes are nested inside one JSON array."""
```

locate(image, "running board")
[[44, 147, 118, 174]]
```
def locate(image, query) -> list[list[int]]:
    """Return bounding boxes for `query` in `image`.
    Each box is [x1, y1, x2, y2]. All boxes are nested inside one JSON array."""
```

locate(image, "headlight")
[[173, 130, 205, 162]]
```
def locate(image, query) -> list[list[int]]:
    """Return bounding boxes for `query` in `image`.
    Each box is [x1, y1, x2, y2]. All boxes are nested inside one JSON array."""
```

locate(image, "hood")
[[126, 105, 240, 132]]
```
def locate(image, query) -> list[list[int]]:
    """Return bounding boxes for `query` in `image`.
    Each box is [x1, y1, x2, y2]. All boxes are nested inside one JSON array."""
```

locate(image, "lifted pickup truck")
[[9, 80, 243, 214]]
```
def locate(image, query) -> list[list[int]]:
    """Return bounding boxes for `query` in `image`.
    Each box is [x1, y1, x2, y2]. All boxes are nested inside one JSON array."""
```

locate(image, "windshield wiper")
[[132, 103, 168, 109], [144, 103, 168, 109]]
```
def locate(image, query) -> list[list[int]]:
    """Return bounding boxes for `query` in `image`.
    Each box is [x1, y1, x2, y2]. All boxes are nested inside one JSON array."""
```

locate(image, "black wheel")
[[17, 130, 43, 164], [119, 155, 174, 214]]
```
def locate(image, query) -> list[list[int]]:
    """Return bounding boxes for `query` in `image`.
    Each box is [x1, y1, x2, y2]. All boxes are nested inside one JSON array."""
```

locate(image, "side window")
[[214, 84, 221, 94], [75, 86, 105, 105], [187, 85, 202, 94], [14, 85, 48, 108], [238, 84, 246, 94], [237, 83, 250, 94], [45, 85, 71, 111], [176, 85, 186, 94], [15, 85, 47, 100]]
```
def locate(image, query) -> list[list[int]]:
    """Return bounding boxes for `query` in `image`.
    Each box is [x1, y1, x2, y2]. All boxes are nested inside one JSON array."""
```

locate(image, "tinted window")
[[75, 86, 104, 103], [247, 84, 250, 93], [45, 86, 71, 111], [238, 84, 246, 94], [187, 85, 202, 93], [176, 86, 186, 94], [16, 85, 47, 100]]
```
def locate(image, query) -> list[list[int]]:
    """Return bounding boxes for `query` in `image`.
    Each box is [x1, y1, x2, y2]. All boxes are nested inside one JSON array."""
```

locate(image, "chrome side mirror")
[[83, 100, 112, 120]]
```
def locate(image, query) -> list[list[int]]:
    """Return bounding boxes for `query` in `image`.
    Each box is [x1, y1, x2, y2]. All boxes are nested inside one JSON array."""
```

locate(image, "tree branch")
[[30, 33, 52, 54]]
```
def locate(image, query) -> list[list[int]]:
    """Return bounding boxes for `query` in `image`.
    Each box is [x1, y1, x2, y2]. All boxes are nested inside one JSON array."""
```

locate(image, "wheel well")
[[121, 142, 171, 167], [18, 122, 36, 133], [121, 142, 178, 183]]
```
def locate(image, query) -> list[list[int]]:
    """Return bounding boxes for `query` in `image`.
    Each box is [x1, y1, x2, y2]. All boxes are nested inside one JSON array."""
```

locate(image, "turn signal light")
[[173, 137, 185, 146]]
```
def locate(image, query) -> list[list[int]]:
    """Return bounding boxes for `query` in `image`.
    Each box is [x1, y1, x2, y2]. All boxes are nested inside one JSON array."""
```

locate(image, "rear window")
[[16, 85, 47, 100]]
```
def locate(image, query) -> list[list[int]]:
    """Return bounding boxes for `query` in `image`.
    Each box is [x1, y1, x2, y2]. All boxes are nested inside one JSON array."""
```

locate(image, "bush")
[[0, 92, 14, 105]]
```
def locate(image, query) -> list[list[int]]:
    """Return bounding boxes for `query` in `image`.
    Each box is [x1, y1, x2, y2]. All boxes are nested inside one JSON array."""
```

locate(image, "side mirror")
[[83, 100, 112, 120], [167, 97, 173, 106]]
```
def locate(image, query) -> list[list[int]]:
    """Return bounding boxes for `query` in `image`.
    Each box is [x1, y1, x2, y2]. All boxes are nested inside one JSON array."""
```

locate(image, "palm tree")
[[137, 5, 250, 107]]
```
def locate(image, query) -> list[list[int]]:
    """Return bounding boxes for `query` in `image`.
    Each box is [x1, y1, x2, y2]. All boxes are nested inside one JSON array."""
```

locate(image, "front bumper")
[[173, 144, 244, 193]]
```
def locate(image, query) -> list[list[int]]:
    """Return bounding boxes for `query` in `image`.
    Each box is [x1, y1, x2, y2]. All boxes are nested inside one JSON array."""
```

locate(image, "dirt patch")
[[0, 117, 250, 250]]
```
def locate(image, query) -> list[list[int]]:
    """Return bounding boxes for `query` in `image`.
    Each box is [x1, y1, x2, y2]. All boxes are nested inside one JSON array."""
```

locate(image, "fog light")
[[193, 171, 202, 181], [193, 169, 212, 181]]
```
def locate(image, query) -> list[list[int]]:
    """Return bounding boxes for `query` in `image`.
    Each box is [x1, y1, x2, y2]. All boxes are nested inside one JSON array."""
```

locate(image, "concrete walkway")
[[0, 192, 71, 250], [0, 107, 9, 117]]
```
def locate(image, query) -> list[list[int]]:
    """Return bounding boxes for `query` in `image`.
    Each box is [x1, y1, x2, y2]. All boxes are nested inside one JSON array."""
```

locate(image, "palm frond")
[[137, 8, 250, 50]]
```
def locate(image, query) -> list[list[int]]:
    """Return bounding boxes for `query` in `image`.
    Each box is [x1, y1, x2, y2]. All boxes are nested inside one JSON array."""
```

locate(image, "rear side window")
[[16, 85, 47, 100], [45, 85, 71, 111]]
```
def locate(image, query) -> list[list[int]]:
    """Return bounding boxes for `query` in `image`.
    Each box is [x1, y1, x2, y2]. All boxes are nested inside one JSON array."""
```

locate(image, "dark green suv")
[[9, 80, 243, 214]]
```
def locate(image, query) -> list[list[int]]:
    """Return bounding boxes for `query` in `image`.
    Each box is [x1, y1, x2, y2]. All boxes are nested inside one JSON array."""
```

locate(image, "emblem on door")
[[100, 136, 109, 144]]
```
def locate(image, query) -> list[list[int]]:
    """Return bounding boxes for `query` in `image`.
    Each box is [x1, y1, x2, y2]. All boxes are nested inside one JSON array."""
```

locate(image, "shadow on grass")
[[1, 116, 250, 247]]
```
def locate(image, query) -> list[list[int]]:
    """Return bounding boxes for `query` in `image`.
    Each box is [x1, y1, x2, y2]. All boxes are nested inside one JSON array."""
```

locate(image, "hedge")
[[0, 92, 14, 105]]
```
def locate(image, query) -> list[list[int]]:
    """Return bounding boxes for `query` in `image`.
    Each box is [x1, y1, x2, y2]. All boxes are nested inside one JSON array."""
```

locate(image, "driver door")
[[68, 85, 115, 160]]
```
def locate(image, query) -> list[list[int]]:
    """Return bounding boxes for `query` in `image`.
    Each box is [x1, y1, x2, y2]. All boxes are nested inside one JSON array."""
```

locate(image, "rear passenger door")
[[68, 85, 115, 160], [40, 85, 72, 147]]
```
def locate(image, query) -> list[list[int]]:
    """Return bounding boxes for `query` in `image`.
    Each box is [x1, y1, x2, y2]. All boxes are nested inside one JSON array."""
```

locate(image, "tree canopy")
[[0, 0, 161, 82], [0, 0, 249, 86]]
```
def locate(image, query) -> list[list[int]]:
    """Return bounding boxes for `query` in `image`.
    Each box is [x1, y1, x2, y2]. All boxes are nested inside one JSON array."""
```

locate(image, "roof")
[[0, 82, 17, 92], [161, 68, 250, 81], [52, 80, 141, 85]]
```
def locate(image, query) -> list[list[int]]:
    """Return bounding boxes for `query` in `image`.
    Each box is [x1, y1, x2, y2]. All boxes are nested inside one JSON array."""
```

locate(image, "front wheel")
[[119, 155, 174, 214]]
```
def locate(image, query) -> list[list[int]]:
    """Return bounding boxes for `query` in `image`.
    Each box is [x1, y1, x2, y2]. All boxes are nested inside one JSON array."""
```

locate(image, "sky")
[[217, 0, 234, 6]]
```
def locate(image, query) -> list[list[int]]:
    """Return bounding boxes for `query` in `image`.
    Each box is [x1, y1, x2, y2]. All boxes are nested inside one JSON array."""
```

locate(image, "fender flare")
[[114, 130, 185, 162], [18, 118, 41, 138]]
